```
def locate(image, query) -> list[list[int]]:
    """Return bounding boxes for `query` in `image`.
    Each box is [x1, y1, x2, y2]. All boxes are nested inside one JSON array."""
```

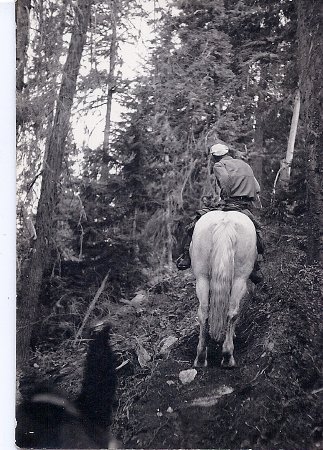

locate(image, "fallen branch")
[[74, 270, 111, 341]]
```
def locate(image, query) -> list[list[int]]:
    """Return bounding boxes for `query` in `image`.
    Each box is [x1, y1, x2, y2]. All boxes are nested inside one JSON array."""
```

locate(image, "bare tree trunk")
[[252, 76, 266, 189], [42, 0, 70, 141], [297, 0, 323, 264], [102, 0, 118, 181], [278, 89, 301, 189], [16, 0, 30, 92], [17, 0, 93, 366], [166, 195, 173, 266], [16, 0, 31, 130]]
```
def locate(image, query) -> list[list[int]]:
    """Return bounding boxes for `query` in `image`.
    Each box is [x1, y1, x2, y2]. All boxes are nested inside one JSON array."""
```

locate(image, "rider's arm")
[[213, 162, 230, 197]]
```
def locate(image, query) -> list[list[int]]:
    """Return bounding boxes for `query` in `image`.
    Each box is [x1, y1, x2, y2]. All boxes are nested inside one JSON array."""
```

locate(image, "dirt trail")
[[115, 223, 322, 449], [124, 340, 258, 449], [24, 221, 321, 449]]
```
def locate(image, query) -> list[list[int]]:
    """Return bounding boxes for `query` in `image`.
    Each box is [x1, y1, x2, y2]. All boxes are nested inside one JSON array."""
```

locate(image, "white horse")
[[190, 210, 257, 368]]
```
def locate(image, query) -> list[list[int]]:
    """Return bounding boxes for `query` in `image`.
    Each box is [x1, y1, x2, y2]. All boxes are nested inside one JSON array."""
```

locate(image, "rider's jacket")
[[213, 155, 260, 200]]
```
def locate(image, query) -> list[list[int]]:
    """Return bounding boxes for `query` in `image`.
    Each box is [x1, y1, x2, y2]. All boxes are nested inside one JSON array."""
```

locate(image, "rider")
[[176, 142, 264, 284]]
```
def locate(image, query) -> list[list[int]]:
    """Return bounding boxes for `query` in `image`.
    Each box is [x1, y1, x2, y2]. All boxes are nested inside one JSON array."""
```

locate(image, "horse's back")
[[193, 210, 254, 231], [190, 210, 257, 277]]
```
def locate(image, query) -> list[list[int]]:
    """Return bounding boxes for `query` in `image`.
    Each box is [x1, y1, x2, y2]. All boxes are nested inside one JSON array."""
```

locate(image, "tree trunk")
[[16, 0, 31, 92], [166, 195, 173, 267], [102, 0, 118, 181], [16, 0, 31, 130], [297, 0, 323, 264], [17, 0, 93, 366], [278, 89, 301, 189], [252, 77, 266, 190]]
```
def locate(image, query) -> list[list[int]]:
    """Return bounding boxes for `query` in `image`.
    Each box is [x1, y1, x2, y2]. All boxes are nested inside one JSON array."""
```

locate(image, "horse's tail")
[[208, 220, 236, 341]]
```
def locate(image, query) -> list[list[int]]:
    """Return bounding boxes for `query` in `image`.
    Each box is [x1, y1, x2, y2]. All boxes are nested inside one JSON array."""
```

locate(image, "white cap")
[[210, 143, 229, 156]]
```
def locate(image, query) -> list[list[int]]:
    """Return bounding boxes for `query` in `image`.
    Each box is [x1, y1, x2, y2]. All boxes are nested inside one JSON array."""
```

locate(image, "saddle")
[[195, 202, 264, 254], [197, 201, 260, 228]]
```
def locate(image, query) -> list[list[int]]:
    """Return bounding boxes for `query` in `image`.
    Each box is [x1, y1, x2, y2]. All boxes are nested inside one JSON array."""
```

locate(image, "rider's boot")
[[176, 243, 191, 270], [249, 258, 264, 284], [176, 218, 197, 270]]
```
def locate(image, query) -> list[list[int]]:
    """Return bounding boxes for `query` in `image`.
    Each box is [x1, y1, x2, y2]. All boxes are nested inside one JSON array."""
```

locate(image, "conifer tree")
[[17, 0, 93, 364], [297, 0, 323, 263]]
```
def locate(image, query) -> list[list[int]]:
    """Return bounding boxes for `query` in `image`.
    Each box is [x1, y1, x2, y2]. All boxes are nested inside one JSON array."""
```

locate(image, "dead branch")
[[26, 170, 43, 196], [74, 270, 111, 341]]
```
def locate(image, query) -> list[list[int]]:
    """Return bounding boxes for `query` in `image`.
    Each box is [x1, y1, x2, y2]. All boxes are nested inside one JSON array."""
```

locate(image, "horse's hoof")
[[221, 355, 236, 369], [194, 358, 207, 368]]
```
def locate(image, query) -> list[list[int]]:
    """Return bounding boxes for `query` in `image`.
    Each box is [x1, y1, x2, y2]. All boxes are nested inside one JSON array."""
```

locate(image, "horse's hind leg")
[[221, 278, 247, 368], [194, 276, 210, 367]]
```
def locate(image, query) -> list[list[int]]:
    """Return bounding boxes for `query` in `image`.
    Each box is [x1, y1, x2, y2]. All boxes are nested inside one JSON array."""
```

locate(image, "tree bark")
[[297, 0, 323, 264], [16, 0, 31, 92], [16, 0, 31, 130], [17, 0, 93, 366]]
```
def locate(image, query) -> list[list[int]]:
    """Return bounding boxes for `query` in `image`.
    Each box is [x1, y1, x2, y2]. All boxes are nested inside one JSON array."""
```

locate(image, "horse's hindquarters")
[[191, 211, 257, 367]]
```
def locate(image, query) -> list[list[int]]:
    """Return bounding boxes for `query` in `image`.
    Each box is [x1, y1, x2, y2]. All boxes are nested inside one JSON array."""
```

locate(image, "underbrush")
[[18, 216, 322, 449], [224, 220, 322, 448]]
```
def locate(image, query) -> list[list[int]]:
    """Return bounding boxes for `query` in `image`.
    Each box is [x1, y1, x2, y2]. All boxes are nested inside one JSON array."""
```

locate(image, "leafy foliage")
[[17, 0, 313, 351]]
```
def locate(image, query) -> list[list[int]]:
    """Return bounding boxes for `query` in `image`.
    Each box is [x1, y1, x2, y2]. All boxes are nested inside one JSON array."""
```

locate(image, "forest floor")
[[26, 218, 322, 449]]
